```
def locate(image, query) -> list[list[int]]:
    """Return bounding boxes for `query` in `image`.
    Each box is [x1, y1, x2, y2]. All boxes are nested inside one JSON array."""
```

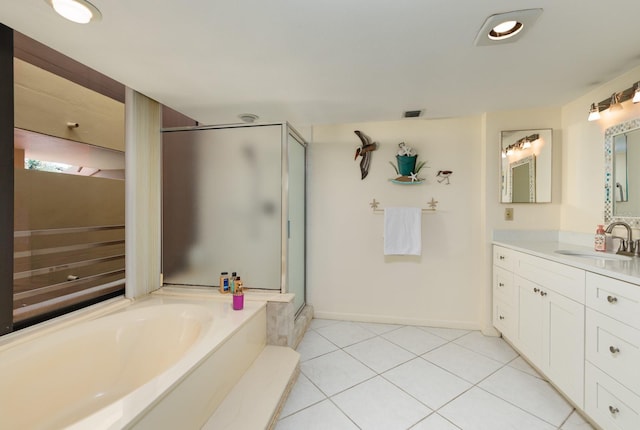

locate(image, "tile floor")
[[276, 319, 595, 430]]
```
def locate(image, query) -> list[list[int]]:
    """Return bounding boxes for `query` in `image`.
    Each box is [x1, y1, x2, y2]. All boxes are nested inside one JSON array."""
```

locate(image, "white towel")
[[384, 207, 422, 256]]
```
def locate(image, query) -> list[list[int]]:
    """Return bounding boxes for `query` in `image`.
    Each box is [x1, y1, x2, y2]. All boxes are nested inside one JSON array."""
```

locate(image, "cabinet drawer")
[[493, 266, 515, 304], [14, 59, 125, 152], [586, 273, 640, 329], [515, 252, 585, 303], [493, 299, 515, 339], [493, 246, 513, 271], [586, 309, 640, 393], [585, 362, 640, 430]]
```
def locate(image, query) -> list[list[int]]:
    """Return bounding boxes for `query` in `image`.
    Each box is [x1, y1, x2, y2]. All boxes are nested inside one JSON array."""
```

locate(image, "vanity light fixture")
[[587, 81, 640, 120], [46, 0, 102, 24], [588, 103, 601, 121], [474, 9, 543, 46], [609, 92, 623, 112], [503, 133, 538, 157]]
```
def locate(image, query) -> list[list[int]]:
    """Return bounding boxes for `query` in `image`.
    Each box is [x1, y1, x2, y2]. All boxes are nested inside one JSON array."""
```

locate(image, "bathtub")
[[0, 293, 267, 429]]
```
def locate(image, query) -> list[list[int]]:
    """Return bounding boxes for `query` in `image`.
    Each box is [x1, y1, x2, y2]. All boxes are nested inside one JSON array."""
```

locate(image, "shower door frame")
[[160, 122, 307, 314]]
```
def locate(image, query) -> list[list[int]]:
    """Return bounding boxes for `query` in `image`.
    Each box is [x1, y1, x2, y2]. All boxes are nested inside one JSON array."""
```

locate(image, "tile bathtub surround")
[[277, 319, 595, 430]]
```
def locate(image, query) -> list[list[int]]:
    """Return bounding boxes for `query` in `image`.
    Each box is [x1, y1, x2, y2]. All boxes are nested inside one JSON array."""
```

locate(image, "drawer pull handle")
[[607, 295, 618, 304], [534, 288, 540, 293], [609, 406, 619, 415], [499, 315, 505, 320], [66, 122, 79, 128], [540, 291, 547, 297], [609, 346, 620, 354], [499, 256, 505, 260], [499, 282, 504, 287]]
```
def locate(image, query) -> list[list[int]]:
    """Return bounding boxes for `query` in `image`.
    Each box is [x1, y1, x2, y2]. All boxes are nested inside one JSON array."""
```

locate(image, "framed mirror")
[[500, 128, 552, 203], [604, 117, 640, 225]]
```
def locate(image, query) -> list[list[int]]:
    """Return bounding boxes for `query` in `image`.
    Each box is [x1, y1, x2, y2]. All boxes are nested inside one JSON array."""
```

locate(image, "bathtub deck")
[[202, 345, 300, 430]]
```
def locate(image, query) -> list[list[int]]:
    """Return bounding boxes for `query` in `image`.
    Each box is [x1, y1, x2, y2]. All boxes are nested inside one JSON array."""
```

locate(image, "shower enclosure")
[[161, 123, 306, 315]]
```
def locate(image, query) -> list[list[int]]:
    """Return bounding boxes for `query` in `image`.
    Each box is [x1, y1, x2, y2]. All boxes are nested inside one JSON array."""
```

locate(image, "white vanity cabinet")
[[493, 246, 586, 408], [492, 247, 517, 338], [584, 273, 640, 430]]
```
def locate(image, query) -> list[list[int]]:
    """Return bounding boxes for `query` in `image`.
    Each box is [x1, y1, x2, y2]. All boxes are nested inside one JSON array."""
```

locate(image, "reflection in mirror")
[[500, 129, 552, 203], [614, 134, 628, 202], [605, 118, 640, 224], [511, 156, 536, 202]]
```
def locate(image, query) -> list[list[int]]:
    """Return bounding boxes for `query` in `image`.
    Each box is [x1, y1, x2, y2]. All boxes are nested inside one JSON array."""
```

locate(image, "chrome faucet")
[[605, 221, 634, 255]]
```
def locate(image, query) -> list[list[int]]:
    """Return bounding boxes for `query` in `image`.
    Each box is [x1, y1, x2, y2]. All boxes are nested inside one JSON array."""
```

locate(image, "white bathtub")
[[0, 293, 267, 429]]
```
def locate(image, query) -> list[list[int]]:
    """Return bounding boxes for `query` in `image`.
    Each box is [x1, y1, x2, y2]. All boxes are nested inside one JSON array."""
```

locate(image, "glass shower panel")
[[287, 131, 306, 315], [162, 125, 282, 289]]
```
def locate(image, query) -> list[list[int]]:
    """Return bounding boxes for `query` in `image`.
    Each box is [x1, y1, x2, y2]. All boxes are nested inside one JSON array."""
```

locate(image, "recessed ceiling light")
[[45, 0, 102, 24], [474, 9, 542, 46], [488, 20, 523, 40]]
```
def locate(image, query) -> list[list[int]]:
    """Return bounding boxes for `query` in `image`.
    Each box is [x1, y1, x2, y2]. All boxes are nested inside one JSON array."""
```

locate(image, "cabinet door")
[[516, 276, 543, 366], [542, 290, 585, 408], [15, 59, 125, 151]]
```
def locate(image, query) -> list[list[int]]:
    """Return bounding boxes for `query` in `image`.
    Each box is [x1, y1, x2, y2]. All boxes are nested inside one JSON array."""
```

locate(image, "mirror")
[[604, 118, 640, 224], [500, 128, 552, 203]]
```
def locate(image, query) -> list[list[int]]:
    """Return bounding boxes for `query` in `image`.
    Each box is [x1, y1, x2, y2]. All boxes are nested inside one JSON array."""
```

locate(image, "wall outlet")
[[504, 208, 514, 221]]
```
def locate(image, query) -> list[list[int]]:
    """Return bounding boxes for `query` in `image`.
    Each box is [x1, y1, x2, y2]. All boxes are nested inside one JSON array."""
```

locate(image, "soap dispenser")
[[595, 225, 606, 252]]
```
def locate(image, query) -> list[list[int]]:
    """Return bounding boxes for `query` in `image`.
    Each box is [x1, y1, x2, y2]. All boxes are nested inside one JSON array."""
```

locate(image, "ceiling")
[[1, 1, 640, 127]]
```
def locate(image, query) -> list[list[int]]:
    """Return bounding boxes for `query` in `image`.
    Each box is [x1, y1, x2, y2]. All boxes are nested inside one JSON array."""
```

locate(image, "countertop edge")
[[493, 239, 640, 286]]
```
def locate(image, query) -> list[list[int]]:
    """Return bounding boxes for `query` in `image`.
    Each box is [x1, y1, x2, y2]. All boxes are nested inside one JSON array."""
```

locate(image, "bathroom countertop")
[[493, 238, 640, 286]]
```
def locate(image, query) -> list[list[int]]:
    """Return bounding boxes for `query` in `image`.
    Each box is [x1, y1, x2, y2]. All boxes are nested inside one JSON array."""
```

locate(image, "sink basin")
[[554, 249, 632, 261]]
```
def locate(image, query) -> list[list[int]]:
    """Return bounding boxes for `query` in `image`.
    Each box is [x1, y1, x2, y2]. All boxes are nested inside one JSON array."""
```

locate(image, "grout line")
[[287, 319, 575, 429]]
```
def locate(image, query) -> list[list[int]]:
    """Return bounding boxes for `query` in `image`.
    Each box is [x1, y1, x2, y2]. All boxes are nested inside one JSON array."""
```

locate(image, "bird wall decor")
[[437, 170, 453, 185], [354, 130, 378, 180]]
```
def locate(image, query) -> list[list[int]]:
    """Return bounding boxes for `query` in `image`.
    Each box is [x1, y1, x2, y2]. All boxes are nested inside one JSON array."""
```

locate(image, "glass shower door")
[[287, 131, 306, 315]]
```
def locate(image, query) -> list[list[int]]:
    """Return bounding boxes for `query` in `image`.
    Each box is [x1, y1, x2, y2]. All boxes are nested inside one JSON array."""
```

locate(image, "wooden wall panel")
[[13, 31, 125, 103], [0, 24, 13, 335]]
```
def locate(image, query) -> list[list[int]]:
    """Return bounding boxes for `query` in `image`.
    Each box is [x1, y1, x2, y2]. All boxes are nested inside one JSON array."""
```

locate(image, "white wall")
[[480, 107, 562, 332], [309, 117, 484, 329]]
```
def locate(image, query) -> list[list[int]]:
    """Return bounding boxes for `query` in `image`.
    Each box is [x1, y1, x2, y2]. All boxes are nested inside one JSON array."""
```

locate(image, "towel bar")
[[369, 198, 438, 213]]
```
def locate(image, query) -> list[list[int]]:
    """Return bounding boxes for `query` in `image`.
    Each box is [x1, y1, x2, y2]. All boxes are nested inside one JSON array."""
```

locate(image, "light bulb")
[[588, 103, 600, 121], [633, 84, 640, 104], [609, 93, 623, 112]]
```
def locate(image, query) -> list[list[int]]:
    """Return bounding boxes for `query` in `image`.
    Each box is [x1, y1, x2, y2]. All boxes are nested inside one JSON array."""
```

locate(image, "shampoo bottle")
[[595, 225, 606, 252], [230, 272, 237, 293], [219, 272, 230, 294]]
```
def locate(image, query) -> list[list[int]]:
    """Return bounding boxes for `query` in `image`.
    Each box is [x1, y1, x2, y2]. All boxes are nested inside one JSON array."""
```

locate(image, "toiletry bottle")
[[233, 279, 244, 310], [230, 272, 237, 293], [235, 276, 243, 292], [219, 272, 230, 294], [595, 225, 606, 252]]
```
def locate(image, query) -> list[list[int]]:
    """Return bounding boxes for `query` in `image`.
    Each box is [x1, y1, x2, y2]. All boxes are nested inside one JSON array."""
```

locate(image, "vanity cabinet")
[[492, 247, 517, 338], [493, 246, 586, 408], [493, 245, 640, 429], [584, 273, 640, 429]]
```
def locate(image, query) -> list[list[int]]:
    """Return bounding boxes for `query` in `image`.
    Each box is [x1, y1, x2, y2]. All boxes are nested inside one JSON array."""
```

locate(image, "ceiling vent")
[[403, 110, 423, 118], [238, 113, 259, 123]]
